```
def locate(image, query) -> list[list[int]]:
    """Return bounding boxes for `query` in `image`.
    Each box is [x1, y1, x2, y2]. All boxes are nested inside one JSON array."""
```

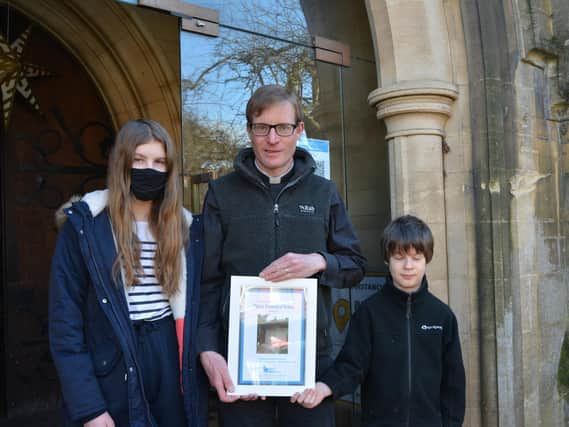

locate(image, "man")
[[197, 84, 367, 427]]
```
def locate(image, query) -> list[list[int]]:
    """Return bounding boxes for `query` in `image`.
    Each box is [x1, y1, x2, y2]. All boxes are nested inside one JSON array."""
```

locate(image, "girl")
[[49, 119, 207, 426]]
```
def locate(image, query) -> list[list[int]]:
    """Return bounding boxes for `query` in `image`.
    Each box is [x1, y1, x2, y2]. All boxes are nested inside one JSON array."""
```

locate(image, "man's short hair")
[[382, 215, 434, 263], [246, 85, 303, 124]]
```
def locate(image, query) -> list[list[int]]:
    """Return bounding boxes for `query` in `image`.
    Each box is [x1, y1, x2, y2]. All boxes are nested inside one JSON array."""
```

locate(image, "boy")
[[291, 215, 466, 426]]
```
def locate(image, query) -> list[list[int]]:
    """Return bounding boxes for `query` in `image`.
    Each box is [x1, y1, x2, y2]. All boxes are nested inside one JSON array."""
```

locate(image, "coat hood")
[[54, 189, 192, 322], [55, 189, 193, 228], [233, 146, 316, 185]]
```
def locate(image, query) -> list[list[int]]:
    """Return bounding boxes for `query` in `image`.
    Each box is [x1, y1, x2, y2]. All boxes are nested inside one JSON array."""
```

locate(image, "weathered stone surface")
[[367, 0, 569, 425]]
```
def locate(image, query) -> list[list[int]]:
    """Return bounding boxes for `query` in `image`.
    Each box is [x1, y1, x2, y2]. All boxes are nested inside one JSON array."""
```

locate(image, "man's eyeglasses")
[[248, 123, 298, 137]]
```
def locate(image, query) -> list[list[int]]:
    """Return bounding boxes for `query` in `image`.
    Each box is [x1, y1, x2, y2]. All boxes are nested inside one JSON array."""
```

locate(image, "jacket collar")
[[57, 188, 193, 227], [233, 146, 316, 187], [59, 189, 191, 321], [383, 274, 429, 305]]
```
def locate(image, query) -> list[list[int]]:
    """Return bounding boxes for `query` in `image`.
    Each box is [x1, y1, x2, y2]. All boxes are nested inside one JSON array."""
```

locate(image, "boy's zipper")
[[406, 294, 412, 427]]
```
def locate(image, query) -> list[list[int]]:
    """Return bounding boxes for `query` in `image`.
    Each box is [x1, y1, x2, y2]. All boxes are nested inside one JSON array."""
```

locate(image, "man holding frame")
[[197, 84, 367, 427], [226, 276, 318, 398]]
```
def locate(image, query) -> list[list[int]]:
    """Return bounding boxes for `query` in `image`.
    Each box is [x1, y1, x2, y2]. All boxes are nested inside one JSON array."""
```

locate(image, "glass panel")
[[179, 2, 388, 425], [181, 0, 312, 44], [306, 61, 344, 196], [341, 58, 389, 273], [181, 25, 342, 212], [180, 1, 388, 269]]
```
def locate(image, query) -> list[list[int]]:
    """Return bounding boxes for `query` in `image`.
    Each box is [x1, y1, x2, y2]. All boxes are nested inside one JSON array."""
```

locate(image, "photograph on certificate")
[[239, 287, 304, 385], [256, 313, 289, 355], [227, 276, 317, 396]]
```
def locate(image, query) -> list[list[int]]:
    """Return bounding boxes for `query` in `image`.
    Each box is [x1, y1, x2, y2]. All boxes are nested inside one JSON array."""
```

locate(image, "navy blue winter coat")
[[48, 190, 208, 426]]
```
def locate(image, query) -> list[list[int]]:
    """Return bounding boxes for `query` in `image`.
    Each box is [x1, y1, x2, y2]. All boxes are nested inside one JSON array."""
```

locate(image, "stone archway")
[[0, 1, 181, 420], [7, 0, 181, 142], [363, 1, 480, 425]]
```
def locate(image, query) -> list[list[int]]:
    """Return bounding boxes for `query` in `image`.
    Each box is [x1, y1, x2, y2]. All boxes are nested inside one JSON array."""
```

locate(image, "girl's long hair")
[[107, 119, 187, 297]]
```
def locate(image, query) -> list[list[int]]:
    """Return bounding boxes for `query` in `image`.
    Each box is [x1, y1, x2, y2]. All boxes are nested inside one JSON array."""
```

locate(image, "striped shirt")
[[127, 221, 172, 321]]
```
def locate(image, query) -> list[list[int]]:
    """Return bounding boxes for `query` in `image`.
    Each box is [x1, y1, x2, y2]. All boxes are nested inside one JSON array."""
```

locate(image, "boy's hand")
[[290, 382, 332, 408]]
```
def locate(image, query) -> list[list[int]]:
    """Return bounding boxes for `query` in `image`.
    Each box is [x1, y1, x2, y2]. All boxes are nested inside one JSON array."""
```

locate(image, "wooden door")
[[0, 5, 113, 420]]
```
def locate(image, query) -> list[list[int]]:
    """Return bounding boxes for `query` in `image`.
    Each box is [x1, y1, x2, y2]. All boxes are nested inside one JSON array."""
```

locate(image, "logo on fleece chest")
[[297, 204, 316, 215]]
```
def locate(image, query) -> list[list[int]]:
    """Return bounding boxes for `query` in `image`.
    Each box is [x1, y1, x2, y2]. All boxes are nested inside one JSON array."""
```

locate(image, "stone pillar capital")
[[368, 80, 458, 139]]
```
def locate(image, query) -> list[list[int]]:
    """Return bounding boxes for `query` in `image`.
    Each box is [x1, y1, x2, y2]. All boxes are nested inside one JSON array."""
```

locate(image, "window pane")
[[181, 25, 344, 211], [342, 58, 389, 273]]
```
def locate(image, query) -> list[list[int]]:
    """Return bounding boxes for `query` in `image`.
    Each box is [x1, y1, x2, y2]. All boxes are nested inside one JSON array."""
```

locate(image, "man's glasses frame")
[[248, 122, 298, 137]]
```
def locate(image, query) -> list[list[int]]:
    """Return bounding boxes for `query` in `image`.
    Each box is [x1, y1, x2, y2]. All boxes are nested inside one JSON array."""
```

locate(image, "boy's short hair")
[[246, 84, 303, 124], [382, 215, 434, 263]]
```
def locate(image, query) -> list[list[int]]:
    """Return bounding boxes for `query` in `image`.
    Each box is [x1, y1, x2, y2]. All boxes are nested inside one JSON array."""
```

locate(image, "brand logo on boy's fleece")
[[298, 204, 315, 215], [421, 324, 443, 331]]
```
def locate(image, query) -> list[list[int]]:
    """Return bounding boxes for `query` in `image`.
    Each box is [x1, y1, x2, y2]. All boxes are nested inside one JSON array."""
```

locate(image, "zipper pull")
[[273, 203, 280, 227], [406, 295, 412, 319]]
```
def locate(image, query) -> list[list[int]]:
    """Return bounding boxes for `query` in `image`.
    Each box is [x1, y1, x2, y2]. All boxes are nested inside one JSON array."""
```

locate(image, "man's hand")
[[199, 351, 239, 403], [290, 382, 332, 409], [259, 252, 326, 282], [84, 412, 115, 427]]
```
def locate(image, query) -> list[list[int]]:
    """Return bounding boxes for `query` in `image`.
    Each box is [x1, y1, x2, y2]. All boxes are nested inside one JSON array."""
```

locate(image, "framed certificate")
[[227, 275, 317, 396]]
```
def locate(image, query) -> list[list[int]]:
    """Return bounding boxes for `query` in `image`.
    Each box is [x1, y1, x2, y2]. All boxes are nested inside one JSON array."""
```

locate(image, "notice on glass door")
[[298, 132, 330, 179]]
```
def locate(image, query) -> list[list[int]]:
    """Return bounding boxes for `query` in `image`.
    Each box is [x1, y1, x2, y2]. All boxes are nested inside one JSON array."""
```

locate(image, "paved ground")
[[0, 396, 360, 426], [0, 409, 58, 427]]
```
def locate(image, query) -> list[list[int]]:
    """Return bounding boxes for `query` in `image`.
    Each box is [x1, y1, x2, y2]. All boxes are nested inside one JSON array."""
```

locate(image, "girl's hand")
[[84, 411, 115, 427]]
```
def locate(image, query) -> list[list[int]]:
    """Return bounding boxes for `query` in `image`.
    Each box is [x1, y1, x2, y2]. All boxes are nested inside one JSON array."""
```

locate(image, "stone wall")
[[365, 0, 569, 425], [461, 0, 569, 425], [365, 0, 481, 424]]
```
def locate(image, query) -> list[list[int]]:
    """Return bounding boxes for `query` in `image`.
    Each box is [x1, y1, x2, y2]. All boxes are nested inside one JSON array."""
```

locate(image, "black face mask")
[[130, 168, 167, 201]]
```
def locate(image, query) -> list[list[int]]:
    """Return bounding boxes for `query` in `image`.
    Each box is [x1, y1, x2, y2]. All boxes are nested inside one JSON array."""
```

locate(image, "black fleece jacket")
[[197, 147, 367, 366], [322, 276, 465, 427]]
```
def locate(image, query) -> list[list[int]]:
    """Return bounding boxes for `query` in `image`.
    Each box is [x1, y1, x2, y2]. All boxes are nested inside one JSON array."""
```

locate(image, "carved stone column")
[[369, 80, 458, 301]]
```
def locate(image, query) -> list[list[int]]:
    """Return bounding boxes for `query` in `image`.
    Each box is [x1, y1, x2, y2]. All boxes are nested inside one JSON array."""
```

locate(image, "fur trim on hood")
[[54, 189, 192, 321], [54, 194, 82, 229], [54, 189, 193, 228], [54, 189, 194, 368]]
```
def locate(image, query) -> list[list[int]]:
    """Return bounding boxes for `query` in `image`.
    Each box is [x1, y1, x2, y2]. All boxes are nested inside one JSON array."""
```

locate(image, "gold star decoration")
[[0, 25, 53, 130]]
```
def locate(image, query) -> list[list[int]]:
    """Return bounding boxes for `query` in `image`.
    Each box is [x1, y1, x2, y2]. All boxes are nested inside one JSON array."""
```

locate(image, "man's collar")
[[254, 159, 294, 184]]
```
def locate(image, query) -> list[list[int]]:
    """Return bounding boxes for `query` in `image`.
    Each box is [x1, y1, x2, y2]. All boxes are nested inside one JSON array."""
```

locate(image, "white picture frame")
[[227, 275, 317, 397]]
